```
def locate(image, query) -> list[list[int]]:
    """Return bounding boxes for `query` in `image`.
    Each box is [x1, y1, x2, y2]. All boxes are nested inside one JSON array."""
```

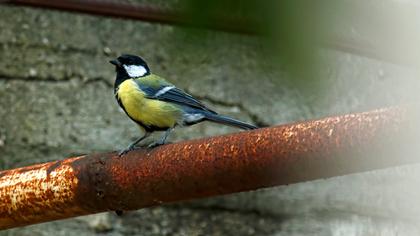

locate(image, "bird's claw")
[[147, 141, 164, 149], [118, 145, 135, 157], [147, 141, 173, 149], [119, 141, 170, 156]]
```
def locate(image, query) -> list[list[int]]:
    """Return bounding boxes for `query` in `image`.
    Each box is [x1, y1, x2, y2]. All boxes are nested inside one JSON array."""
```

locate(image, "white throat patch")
[[123, 64, 147, 77]]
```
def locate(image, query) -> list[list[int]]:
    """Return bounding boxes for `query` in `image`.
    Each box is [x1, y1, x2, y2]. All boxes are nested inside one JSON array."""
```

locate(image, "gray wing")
[[135, 81, 217, 113]]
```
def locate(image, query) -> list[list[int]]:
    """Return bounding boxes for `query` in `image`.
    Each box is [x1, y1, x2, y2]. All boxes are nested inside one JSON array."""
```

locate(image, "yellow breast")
[[116, 79, 181, 128]]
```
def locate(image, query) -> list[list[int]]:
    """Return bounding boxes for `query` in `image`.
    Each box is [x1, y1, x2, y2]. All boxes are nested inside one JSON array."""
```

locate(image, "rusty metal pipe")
[[0, 106, 418, 230], [1, 0, 253, 35], [3, 0, 418, 66]]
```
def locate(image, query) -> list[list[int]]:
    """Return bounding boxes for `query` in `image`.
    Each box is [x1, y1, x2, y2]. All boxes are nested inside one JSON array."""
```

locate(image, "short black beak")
[[109, 59, 121, 67]]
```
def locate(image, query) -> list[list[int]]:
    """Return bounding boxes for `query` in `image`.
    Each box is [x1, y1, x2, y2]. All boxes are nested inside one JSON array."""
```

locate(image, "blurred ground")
[[1, 4, 420, 236]]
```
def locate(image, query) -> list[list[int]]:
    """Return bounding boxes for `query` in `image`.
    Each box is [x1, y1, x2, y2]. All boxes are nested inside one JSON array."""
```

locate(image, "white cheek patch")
[[123, 64, 147, 77]]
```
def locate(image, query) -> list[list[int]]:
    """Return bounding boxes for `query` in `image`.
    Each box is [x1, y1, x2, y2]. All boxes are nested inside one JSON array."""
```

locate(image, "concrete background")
[[1, 4, 420, 236]]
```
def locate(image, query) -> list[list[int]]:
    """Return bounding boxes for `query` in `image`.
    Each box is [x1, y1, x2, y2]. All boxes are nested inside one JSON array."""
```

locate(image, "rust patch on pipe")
[[0, 106, 417, 230], [0, 157, 87, 228]]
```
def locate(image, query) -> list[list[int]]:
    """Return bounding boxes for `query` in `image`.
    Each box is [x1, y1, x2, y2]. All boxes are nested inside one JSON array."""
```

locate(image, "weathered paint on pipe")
[[0, 106, 416, 230], [0, 158, 86, 228]]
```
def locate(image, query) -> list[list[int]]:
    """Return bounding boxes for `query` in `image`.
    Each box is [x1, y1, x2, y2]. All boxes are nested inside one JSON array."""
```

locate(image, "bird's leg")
[[119, 132, 150, 156], [148, 127, 174, 148]]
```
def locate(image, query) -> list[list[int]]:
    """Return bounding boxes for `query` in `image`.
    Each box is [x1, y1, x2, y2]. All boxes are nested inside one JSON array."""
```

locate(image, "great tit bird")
[[110, 54, 257, 156]]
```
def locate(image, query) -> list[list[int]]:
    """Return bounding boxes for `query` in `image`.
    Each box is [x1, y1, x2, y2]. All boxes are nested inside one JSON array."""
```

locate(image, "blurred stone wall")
[[1, 4, 420, 236]]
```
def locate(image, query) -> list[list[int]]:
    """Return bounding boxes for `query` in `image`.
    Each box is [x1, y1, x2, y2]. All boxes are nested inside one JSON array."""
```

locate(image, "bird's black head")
[[110, 54, 151, 91], [110, 54, 150, 78]]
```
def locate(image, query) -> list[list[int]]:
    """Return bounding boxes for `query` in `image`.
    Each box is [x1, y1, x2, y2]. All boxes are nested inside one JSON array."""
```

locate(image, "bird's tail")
[[204, 113, 258, 130]]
